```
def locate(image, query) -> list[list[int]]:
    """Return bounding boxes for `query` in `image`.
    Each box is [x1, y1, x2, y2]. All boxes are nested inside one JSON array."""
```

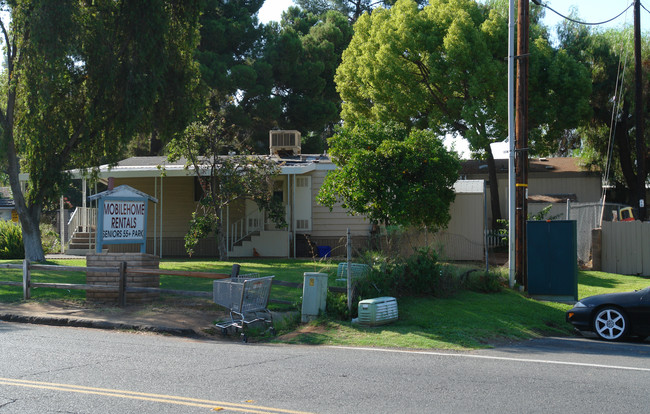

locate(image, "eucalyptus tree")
[[0, 0, 201, 260], [335, 0, 591, 227]]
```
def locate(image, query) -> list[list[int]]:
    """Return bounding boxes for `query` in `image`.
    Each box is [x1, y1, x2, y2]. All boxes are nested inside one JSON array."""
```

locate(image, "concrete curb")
[[0, 313, 198, 338]]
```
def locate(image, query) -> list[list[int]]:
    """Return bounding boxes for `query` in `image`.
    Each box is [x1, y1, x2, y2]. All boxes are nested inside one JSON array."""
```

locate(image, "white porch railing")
[[67, 207, 97, 243], [229, 209, 264, 251]]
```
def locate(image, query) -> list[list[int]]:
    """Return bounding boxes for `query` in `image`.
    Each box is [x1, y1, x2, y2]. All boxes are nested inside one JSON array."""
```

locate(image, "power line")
[[532, 0, 634, 26]]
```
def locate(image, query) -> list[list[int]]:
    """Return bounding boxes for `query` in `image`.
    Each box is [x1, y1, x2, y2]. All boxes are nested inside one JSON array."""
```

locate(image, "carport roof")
[[65, 154, 335, 180], [460, 157, 600, 176]]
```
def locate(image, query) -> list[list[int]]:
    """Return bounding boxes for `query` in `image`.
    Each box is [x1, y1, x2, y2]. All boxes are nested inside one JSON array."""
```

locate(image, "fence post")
[[347, 228, 352, 313], [22, 259, 31, 300], [118, 262, 127, 307]]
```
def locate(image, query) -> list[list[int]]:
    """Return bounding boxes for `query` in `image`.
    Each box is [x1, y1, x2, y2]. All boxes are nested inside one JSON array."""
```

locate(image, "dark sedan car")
[[566, 287, 650, 341]]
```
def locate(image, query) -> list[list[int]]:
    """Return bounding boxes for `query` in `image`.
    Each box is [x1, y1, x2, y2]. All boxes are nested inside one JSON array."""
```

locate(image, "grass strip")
[[1, 258, 649, 350]]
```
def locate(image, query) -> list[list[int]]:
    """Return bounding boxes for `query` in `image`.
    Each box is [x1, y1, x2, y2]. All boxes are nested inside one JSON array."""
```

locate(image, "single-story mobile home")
[[59, 131, 488, 261], [45, 133, 599, 263]]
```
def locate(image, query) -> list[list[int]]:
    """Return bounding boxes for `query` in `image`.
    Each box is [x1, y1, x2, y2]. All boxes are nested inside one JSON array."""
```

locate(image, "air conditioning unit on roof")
[[269, 130, 301, 156]]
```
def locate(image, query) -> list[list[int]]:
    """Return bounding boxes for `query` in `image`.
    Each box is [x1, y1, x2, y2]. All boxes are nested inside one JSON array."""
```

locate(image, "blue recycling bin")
[[317, 245, 332, 258]]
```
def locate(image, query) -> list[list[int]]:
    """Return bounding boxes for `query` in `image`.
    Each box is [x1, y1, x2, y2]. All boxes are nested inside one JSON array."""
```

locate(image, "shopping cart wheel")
[[270, 327, 276, 336], [241, 333, 248, 343], [220, 327, 228, 336]]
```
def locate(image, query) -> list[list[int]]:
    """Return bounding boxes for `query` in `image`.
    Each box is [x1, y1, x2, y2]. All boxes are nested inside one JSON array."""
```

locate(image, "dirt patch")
[[276, 323, 328, 341], [0, 297, 230, 338]]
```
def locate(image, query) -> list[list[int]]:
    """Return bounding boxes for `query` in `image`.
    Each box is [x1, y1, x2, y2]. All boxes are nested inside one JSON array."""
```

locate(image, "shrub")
[[352, 248, 506, 302], [355, 248, 455, 299], [40, 223, 61, 255], [326, 291, 351, 320], [0, 220, 24, 259], [460, 269, 504, 293]]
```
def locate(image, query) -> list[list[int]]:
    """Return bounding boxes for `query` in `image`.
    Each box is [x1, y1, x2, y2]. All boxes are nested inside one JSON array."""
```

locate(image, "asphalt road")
[[1, 322, 650, 413]]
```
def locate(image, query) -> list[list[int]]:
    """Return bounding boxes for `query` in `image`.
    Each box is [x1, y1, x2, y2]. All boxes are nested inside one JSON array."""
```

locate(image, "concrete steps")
[[65, 230, 96, 255], [229, 230, 288, 257]]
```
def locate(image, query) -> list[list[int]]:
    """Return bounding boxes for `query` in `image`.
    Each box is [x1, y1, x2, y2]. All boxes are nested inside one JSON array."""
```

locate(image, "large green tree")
[[317, 122, 460, 228], [336, 0, 591, 227], [265, 8, 353, 142], [189, 2, 353, 153], [194, 0, 281, 151], [0, 0, 201, 260]]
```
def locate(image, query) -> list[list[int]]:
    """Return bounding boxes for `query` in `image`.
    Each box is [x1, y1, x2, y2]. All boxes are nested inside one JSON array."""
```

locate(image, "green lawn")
[[278, 290, 572, 349], [0, 258, 648, 350], [156, 258, 339, 306], [578, 270, 650, 298], [0, 258, 340, 306]]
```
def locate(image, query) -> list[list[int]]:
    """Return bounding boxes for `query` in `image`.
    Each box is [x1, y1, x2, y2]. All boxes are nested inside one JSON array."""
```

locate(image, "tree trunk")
[[485, 145, 503, 229], [21, 209, 45, 262], [215, 208, 227, 261], [149, 130, 163, 155], [5, 133, 46, 262], [616, 101, 638, 205]]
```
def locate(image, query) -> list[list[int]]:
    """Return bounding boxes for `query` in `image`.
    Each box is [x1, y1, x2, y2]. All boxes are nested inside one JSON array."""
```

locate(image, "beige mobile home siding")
[[433, 192, 485, 261], [114, 176, 196, 237], [483, 174, 601, 225], [394, 188, 485, 261], [309, 169, 372, 238]]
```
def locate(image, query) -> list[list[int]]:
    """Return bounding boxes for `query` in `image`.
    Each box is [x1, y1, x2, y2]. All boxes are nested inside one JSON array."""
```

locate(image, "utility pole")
[[507, 0, 516, 289], [634, 0, 647, 221], [515, 0, 529, 288]]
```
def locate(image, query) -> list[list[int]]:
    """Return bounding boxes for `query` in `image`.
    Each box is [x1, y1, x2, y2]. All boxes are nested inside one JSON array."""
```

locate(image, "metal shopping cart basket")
[[213, 274, 275, 342]]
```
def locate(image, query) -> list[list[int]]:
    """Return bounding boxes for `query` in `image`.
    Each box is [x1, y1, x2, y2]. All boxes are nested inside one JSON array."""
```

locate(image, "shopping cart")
[[213, 274, 275, 342]]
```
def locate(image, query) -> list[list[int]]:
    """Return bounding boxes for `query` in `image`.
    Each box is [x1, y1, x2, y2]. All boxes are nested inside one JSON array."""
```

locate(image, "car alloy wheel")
[[594, 307, 627, 341]]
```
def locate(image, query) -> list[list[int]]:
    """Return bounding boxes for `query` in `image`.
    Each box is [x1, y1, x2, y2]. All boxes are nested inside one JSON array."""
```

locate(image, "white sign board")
[[101, 200, 146, 241]]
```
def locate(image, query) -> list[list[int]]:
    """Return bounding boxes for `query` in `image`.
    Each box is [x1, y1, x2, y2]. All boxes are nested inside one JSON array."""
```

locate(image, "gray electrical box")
[[301, 272, 328, 322]]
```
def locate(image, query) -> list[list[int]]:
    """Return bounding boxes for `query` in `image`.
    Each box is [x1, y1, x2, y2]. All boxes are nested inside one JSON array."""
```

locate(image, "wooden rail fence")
[[0, 261, 234, 306], [0, 261, 345, 306]]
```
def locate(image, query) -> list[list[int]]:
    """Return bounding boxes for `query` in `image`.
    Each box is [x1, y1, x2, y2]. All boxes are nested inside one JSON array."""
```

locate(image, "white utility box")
[[301, 272, 328, 322], [358, 297, 398, 326]]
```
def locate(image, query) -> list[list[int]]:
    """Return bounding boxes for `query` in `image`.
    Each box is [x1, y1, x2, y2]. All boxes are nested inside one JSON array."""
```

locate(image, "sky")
[[258, 0, 295, 23], [257, 0, 647, 158], [259, 0, 645, 29]]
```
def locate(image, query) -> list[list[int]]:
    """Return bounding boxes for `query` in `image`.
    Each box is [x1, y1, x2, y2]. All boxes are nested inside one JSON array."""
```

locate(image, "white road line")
[[329, 346, 650, 372]]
